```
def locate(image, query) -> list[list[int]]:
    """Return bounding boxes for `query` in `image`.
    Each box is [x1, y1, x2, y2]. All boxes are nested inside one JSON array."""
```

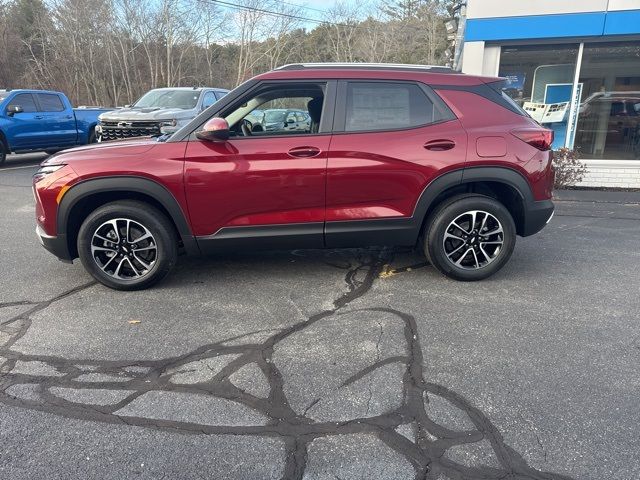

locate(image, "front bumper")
[[521, 199, 554, 237], [36, 225, 73, 263]]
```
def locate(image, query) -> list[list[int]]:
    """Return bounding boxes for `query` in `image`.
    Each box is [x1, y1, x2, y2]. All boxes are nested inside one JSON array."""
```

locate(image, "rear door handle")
[[288, 146, 321, 158], [424, 139, 455, 151]]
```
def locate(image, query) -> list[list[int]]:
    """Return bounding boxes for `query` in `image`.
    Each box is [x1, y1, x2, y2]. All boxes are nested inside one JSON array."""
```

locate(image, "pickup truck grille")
[[100, 121, 161, 141]]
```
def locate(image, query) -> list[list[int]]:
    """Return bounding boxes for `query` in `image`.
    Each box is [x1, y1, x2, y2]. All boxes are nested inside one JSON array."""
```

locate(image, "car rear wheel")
[[424, 195, 516, 281], [77, 200, 177, 290]]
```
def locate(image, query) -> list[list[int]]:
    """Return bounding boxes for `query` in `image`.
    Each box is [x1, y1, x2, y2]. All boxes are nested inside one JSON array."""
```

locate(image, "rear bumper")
[[36, 225, 73, 263], [521, 199, 554, 237]]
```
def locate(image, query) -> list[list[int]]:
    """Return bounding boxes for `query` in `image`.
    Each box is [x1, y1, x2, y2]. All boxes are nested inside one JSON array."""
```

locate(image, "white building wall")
[[579, 161, 640, 188], [466, 0, 609, 19]]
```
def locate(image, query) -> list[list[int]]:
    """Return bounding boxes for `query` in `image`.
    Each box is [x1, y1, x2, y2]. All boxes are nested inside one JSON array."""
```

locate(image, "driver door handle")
[[424, 139, 455, 151], [288, 146, 321, 158]]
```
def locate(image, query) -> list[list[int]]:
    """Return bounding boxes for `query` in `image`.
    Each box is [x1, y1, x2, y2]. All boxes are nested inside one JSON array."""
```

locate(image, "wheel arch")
[[58, 176, 198, 259], [415, 167, 534, 237]]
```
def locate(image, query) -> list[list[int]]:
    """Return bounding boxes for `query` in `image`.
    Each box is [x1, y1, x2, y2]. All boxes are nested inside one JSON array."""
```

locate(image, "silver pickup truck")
[[97, 87, 229, 141]]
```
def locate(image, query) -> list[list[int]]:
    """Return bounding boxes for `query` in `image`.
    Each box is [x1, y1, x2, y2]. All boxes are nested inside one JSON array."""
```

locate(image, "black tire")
[[88, 129, 97, 144], [0, 138, 7, 166], [423, 194, 516, 281], [77, 200, 177, 290]]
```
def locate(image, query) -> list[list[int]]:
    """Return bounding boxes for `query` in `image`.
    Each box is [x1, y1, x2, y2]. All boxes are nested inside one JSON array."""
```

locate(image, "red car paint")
[[34, 65, 555, 264]]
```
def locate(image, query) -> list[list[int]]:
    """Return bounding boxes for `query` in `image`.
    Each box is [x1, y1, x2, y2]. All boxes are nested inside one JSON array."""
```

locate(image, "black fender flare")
[[412, 166, 534, 230], [57, 176, 199, 255]]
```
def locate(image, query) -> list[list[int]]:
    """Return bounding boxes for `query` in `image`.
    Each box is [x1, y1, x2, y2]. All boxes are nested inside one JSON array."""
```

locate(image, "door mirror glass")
[[7, 105, 23, 116], [196, 117, 230, 142]]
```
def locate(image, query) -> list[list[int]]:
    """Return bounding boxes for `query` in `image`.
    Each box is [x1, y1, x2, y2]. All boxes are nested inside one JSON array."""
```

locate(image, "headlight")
[[160, 119, 178, 127], [33, 164, 66, 183]]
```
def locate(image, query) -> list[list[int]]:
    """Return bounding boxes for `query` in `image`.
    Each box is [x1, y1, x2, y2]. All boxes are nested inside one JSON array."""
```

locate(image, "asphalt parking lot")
[[1, 156, 640, 479]]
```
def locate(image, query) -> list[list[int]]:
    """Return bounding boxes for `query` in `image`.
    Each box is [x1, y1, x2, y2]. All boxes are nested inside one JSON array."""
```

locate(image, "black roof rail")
[[275, 62, 459, 74]]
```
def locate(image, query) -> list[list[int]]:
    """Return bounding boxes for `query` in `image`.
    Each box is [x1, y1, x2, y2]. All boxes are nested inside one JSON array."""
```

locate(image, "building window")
[[498, 44, 580, 150], [574, 42, 640, 160]]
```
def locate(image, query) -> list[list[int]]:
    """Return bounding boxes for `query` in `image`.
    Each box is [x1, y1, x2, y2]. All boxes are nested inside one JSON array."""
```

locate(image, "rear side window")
[[344, 82, 446, 132], [37, 93, 65, 112], [10, 93, 38, 113]]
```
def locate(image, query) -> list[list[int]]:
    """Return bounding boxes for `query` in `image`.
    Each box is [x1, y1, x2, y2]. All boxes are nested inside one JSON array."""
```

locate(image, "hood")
[[99, 107, 197, 122], [42, 138, 158, 166]]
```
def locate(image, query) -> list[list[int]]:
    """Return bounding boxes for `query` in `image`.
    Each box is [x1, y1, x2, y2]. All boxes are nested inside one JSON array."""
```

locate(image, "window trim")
[[186, 79, 338, 141], [333, 79, 457, 134]]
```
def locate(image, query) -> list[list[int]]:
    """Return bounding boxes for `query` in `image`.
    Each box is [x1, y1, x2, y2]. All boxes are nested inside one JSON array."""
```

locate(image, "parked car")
[[252, 108, 311, 133], [97, 87, 229, 141], [33, 63, 555, 290], [0, 89, 109, 165]]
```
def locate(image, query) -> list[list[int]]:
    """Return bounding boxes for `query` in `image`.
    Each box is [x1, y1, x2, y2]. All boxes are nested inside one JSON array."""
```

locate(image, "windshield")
[[133, 89, 200, 109], [264, 110, 287, 123]]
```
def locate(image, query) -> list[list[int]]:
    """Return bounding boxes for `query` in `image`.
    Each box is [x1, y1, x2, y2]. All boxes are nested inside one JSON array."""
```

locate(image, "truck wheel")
[[88, 129, 97, 144], [77, 200, 177, 290], [424, 195, 516, 281], [0, 140, 6, 166]]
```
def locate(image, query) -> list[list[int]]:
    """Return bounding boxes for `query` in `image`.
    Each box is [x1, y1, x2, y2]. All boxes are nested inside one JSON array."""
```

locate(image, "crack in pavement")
[[0, 249, 574, 480]]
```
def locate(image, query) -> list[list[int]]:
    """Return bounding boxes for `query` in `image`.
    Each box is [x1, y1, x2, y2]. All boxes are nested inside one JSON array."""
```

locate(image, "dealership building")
[[459, 1, 640, 188]]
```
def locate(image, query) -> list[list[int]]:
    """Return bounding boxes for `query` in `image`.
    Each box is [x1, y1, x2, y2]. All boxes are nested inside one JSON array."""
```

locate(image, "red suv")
[[33, 63, 554, 290]]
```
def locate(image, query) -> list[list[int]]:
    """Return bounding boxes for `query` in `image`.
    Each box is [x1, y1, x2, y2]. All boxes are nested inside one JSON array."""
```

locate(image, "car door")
[[3, 93, 46, 149], [183, 80, 337, 253], [35, 93, 77, 147], [325, 80, 467, 247]]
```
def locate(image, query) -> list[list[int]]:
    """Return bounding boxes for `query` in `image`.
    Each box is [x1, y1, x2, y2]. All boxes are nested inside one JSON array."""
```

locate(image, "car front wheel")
[[424, 195, 516, 281], [77, 200, 177, 290]]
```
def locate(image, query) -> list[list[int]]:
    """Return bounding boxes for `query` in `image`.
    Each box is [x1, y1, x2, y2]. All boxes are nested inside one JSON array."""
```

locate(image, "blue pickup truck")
[[0, 89, 110, 165]]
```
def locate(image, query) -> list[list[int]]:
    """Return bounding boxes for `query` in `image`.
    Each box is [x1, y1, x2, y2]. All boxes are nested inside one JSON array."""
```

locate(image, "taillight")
[[511, 128, 554, 151]]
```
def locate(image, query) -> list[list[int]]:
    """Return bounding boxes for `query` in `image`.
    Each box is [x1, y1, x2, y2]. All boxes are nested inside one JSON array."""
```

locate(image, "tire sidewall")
[[426, 196, 516, 281], [77, 202, 176, 290]]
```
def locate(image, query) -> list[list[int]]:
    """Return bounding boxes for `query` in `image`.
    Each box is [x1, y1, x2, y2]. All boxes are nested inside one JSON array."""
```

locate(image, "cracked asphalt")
[[1, 159, 640, 479]]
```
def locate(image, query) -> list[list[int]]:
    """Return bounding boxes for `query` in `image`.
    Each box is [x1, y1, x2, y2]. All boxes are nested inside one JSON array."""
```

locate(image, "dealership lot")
[[1, 161, 640, 479]]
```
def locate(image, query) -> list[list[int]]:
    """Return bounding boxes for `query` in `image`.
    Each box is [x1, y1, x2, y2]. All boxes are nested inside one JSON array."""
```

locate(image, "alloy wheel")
[[442, 210, 504, 270], [90, 218, 157, 280]]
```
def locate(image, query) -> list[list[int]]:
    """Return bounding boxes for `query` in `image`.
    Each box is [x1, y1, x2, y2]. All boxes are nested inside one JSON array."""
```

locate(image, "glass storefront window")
[[574, 42, 640, 160], [498, 44, 579, 150]]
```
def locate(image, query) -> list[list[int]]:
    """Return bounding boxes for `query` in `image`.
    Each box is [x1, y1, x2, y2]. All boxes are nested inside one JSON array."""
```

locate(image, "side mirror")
[[195, 117, 230, 142], [124, 104, 131, 108], [7, 105, 23, 116]]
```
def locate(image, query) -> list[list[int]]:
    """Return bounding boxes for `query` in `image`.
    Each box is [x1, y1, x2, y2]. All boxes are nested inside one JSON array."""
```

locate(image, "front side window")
[[36, 93, 65, 112], [202, 91, 217, 110], [344, 82, 436, 132], [9, 93, 38, 113], [222, 82, 326, 137]]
